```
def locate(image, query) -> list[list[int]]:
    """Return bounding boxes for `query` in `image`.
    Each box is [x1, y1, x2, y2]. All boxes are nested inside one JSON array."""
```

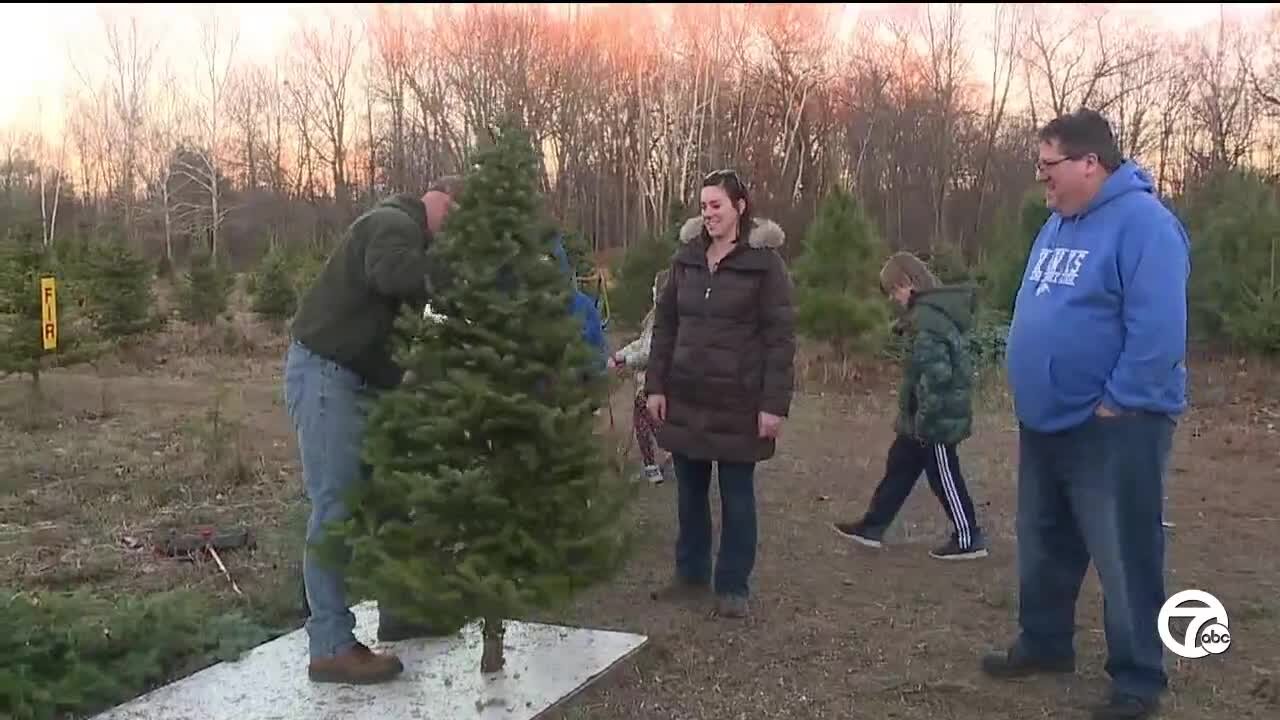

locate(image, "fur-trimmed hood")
[[679, 216, 786, 249]]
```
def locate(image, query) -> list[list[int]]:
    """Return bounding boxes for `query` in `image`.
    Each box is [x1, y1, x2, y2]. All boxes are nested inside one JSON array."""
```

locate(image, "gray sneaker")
[[641, 464, 664, 485], [929, 531, 989, 560], [831, 520, 885, 548]]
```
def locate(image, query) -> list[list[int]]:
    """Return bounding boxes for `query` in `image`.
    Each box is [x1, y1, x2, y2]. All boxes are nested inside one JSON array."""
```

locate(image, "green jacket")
[[894, 285, 976, 445], [290, 193, 440, 389]]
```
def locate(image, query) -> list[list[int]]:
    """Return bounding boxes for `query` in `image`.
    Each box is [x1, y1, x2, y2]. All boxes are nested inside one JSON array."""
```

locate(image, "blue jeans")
[[1015, 412, 1175, 700], [284, 340, 374, 659], [672, 454, 757, 598]]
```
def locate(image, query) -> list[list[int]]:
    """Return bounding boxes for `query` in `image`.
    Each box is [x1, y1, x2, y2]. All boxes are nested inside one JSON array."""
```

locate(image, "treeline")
[[1, 3, 1278, 360], [4, 4, 1279, 257], [608, 165, 1280, 362]]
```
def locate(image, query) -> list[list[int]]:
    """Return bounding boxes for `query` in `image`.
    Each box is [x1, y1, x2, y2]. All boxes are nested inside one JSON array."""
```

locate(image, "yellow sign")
[[39, 276, 57, 351]]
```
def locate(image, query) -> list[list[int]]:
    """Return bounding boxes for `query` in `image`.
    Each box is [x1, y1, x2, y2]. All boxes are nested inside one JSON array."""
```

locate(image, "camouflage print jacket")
[[894, 285, 976, 446]]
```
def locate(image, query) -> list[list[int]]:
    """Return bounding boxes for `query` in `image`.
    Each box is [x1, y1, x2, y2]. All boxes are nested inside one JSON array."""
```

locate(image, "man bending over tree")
[[282, 176, 465, 685]]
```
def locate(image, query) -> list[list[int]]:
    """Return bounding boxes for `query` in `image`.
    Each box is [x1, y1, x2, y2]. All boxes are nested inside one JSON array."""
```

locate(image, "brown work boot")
[[307, 642, 404, 685]]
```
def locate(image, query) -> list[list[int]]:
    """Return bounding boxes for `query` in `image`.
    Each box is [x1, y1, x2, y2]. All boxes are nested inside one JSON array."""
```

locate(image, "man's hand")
[[758, 411, 784, 439], [1095, 403, 1118, 418], [647, 394, 667, 423]]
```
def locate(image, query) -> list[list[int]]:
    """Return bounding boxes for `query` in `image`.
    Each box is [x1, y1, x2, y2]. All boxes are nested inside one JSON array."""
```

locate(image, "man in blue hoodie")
[[981, 110, 1190, 720]]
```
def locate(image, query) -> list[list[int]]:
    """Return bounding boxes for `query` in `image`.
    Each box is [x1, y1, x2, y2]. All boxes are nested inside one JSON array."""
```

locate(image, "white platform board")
[[91, 601, 647, 720]]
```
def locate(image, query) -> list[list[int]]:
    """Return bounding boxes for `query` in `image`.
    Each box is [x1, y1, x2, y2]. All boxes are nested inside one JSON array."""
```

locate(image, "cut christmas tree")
[[327, 123, 633, 675]]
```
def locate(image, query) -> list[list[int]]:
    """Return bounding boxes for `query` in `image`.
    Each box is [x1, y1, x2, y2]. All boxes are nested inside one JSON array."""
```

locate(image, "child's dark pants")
[[862, 433, 981, 549]]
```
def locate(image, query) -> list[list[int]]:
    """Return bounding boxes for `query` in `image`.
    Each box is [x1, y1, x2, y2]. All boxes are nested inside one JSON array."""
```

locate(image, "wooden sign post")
[[40, 276, 57, 351]]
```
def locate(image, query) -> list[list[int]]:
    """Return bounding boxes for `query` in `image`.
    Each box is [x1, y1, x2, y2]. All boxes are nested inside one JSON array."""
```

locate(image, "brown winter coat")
[[644, 216, 796, 464]]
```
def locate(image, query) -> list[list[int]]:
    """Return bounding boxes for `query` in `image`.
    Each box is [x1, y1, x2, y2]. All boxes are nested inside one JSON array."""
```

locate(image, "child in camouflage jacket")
[[832, 252, 987, 560]]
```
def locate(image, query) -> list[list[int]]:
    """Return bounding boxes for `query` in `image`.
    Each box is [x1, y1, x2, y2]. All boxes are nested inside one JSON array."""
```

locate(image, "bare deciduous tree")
[[4, 2, 1278, 277], [177, 8, 239, 260], [1186, 9, 1258, 175], [292, 10, 360, 208], [100, 10, 158, 243]]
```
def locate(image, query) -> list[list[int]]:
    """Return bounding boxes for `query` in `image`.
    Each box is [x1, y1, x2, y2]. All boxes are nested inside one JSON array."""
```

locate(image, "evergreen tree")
[[559, 229, 595, 281], [1179, 169, 1280, 354], [291, 243, 331, 299], [610, 222, 678, 330], [177, 250, 233, 325], [0, 233, 95, 386], [923, 241, 972, 284], [791, 187, 891, 358], [328, 123, 633, 674], [979, 190, 1050, 316], [250, 245, 298, 323], [1, 587, 269, 720], [82, 241, 161, 340]]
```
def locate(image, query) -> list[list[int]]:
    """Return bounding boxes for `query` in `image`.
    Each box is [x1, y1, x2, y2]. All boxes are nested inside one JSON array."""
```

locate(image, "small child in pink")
[[608, 269, 671, 484]]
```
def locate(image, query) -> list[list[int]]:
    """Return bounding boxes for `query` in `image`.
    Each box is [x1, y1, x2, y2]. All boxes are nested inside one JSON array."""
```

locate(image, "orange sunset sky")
[[0, 2, 1276, 137]]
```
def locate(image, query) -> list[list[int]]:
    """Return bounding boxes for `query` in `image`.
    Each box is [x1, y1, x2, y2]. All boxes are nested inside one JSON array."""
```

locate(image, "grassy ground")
[[1, 316, 1277, 719]]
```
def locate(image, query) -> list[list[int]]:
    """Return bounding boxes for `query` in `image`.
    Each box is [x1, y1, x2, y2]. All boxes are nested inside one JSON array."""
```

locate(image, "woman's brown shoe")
[[307, 642, 404, 685], [715, 594, 749, 619]]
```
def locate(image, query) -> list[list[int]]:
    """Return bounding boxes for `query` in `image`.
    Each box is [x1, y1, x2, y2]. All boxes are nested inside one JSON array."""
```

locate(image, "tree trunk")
[[162, 181, 174, 267], [481, 616, 505, 674]]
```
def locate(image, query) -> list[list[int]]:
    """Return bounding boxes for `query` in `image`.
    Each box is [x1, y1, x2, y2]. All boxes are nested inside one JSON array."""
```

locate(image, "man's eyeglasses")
[[1035, 154, 1090, 173]]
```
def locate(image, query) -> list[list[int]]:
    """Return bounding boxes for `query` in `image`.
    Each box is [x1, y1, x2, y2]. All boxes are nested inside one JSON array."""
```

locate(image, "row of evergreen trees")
[[4, 166, 1275, 389], [606, 168, 1280, 361], [602, 188, 1040, 370], [0, 232, 325, 384]]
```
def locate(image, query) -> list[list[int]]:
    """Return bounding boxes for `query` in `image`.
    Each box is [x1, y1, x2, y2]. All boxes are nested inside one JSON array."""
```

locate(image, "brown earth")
[[2, 322, 1277, 720]]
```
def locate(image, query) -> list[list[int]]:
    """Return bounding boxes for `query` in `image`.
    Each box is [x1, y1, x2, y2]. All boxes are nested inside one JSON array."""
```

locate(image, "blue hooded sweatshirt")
[[550, 233, 608, 373], [1005, 160, 1191, 433]]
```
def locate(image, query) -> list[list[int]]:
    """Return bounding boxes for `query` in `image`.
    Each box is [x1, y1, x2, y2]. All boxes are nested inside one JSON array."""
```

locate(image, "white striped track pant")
[[861, 434, 981, 550]]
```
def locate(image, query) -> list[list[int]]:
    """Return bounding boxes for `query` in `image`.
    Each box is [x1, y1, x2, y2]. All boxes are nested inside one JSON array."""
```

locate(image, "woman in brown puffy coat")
[[644, 169, 796, 619]]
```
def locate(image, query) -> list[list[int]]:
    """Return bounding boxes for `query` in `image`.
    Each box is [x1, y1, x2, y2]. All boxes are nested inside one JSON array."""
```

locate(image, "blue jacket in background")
[[1005, 160, 1190, 433], [550, 234, 608, 373]]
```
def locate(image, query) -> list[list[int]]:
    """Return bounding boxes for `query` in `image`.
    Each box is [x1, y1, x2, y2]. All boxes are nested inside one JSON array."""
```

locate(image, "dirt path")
[[3, 360, 1276, 720], [541, 380, 1280, 720]]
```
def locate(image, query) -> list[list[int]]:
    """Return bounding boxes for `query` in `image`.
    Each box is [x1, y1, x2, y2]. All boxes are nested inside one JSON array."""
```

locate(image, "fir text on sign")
[[40, 276, 57, 351]]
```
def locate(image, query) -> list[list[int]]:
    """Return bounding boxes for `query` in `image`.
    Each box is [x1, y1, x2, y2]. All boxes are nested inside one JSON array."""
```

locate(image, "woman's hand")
[[758, 411, 783, 439], [647, 394, 667, 423]]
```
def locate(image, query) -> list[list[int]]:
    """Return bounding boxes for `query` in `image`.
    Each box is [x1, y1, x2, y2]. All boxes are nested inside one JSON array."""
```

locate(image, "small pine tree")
[[326, 123, 633, 675], [924, 241, 972, 284], [292, 244, 330, 299], [178, 251, 234, 325], [0, 233, 95, 386], [1180, 169, 1280, 354], [1, 587, 269, 720], [791, 187, 891, 358], [250, 246, 298, 323], [611, 223, 679, 330], [559, 230, 595, 279], [82, 241, 161, 340], [979, 190, 1050, 316]]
